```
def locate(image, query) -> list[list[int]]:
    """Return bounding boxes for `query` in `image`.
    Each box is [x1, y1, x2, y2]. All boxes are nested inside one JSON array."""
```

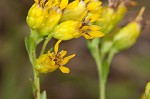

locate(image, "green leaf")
[[25, 36, 30, 55], [41, 90, 47, 99]]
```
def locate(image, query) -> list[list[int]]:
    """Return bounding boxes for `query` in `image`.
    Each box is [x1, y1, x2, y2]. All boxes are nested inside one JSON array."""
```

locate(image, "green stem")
[[29, 30, 41, 99], [40, 33, 53, 55], [100, 79, 106, 99], [34, 69, 40, 99], [94, 45, 106, 99], [31, 47, 41, 99], [107, 49, 117, 65]]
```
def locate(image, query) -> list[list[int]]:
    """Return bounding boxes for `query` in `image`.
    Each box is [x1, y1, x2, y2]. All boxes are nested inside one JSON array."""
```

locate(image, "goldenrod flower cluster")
[[27, 0, 104, 40], [26, 0, 105, 74]]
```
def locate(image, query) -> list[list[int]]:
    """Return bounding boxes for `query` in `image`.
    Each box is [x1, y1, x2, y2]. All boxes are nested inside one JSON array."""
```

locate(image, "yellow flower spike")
[[54, 40, 62, 53], [60, 0, 68, 10], [62, 54, 76, 65], [59, 66, 70, 73]]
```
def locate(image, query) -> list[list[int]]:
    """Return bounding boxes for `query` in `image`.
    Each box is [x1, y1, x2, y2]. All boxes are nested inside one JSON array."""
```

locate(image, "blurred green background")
[[0, 0, 150, 99]]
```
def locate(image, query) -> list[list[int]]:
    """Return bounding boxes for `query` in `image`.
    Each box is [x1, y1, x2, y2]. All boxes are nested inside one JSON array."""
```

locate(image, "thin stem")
[[100, 79, 106, 99], [34, 69, 40, 99], [31, 47, 41, 99], [94, 45, 106, 99], [107, 49, 117, 65], [40, 33, 53, 55], [29, 30, 41, 99]]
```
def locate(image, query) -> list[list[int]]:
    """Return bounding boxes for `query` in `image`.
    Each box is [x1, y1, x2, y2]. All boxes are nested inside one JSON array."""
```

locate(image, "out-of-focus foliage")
[[0, 0, 150, 99]]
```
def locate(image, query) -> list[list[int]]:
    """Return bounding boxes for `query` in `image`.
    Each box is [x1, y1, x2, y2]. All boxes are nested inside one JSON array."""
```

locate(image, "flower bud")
[[60, 0, 86, 22], [53, 20, 80, 40], [38, 10, 62, 35], [95, 3, 127, 34], [113, 21, 141, 51], [26, 4, 48, 30], [113, 7, 145, 51]]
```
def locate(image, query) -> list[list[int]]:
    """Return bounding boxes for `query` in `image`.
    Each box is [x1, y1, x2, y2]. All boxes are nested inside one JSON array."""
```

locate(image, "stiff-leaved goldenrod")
[[35, 40, 75, 73]]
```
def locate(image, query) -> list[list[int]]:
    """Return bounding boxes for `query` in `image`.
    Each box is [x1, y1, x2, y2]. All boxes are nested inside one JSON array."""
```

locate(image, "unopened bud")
[[39, 10, 62, 35], [95, 3, 127, 34], [113, 7, 145, 51], [60, 0, 86, 22], [53, 20, 80, 40], [26, 4, 48, 30]]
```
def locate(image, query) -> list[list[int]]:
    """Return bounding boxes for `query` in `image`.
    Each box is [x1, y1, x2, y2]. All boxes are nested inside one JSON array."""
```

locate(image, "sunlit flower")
[[60, 0, 86, 22], [26, 0, 50, 29], [26, 0, 68, 30], [35, 40, 75, 73], [53, 20, 104, 40]]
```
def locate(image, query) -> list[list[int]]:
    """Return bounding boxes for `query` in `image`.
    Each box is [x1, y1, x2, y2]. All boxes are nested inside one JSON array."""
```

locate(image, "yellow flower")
[[26, 0, 51, 29], [53, 20, 104, 40], [35, 40, 75, 73], [38, 10, 62, 35], [26, 0, 68, 30], [60, 0, 86, 22], [53, 20, 81, 40], [80, 25, 104, 39]]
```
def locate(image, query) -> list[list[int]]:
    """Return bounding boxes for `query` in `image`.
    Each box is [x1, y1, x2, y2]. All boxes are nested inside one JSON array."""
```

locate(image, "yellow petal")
[[45, 0, 52, 7], [84, 0, 90, 4], [39, 0, 45, 6], [54, 40, 62, 53], [90, 14, 100, 22], [89, 25, 101, 31], [34, 0, 39, 4], [89, 31, 105, 37], [87, 2, 101, 11], [59, 50, 67, 57], [62, 54, 76, 65], [65, 0, 79, 10], [60, 0, 68, 10], [82, 31, 105, 39], [81, 26, 89, 31], [59, 66, 70, 73], [82, 33, 93, 39], [47, 51, 54, 58]]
